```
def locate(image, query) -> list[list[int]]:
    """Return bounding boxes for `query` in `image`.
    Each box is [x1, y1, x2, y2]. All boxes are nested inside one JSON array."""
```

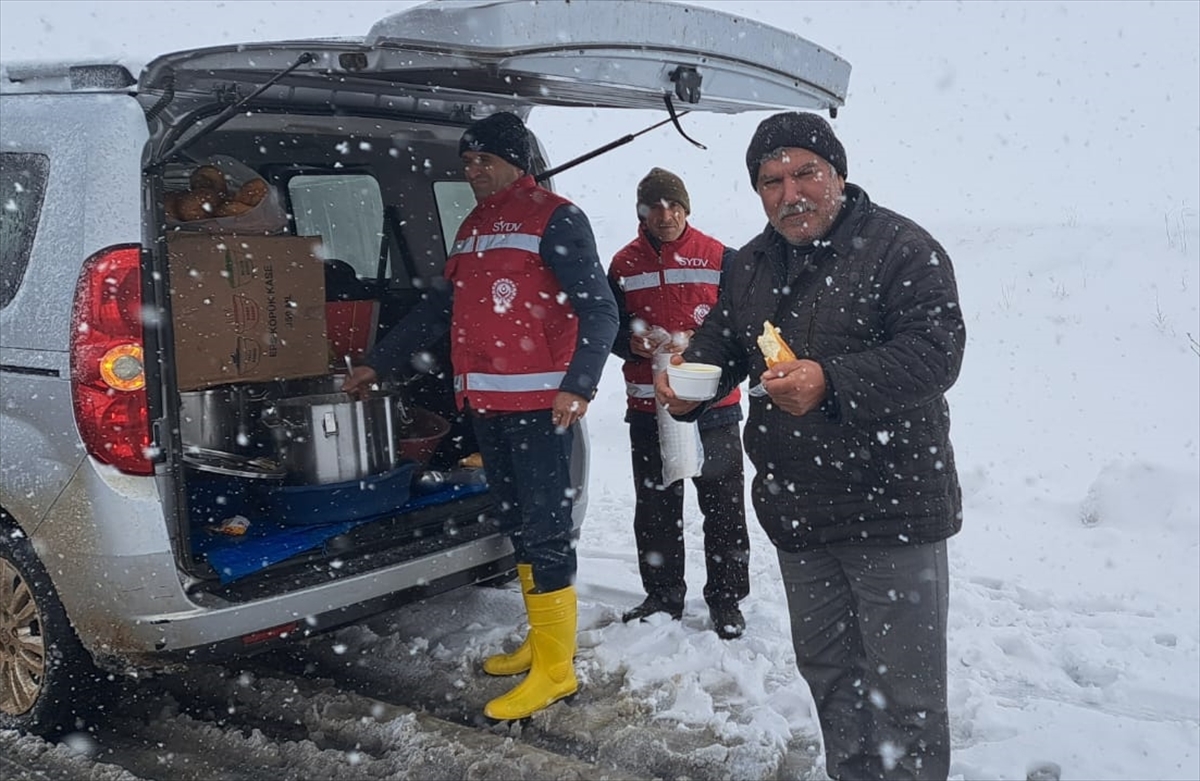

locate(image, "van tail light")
[[70, 245, 154, 476]]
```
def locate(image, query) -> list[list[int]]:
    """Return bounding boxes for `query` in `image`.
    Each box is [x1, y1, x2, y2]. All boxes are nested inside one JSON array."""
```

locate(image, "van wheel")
[[0, 526, 96, 736]]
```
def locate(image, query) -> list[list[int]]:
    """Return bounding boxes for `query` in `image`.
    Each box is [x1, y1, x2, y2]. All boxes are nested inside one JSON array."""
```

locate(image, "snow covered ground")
[[1, 2, 1197, 779], [311, 217, 1196, 781]]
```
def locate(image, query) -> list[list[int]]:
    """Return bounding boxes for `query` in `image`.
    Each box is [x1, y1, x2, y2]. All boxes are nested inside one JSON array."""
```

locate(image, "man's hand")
[[653, 354, 702, 416], [341, 365, 379, 399], [630, 332, 660, 359], [552, 391, 589, 432], [759, 359, 827, 416], [630, 324, 676, 359]]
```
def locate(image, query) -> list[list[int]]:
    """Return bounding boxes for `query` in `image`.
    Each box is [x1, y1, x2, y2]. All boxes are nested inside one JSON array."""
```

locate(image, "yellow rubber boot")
[[483, 585, 578, 721], [482, 563, 534, 676]]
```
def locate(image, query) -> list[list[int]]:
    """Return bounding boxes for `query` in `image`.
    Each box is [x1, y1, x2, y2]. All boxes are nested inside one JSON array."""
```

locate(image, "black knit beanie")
[[745, 112, 847, 186], [637, 167, 691, 214], [459, 112, 532, 172]]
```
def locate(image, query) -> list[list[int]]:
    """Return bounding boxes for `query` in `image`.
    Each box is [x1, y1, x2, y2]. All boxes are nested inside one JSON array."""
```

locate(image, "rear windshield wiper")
[[536, 94, 705, 184], [149, 52, 316, 168]]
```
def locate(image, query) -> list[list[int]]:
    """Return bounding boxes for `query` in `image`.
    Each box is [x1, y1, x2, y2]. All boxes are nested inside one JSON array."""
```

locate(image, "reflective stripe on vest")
[[449, 232, 542, 258], [663, 268, 722, 286], [621, 267, 722, 292], [621, 271, 661, 292], [454, 370, 567, 393]]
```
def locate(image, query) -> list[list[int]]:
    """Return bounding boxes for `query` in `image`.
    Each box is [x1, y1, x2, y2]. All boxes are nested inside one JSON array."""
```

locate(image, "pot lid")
[[184, 448, 287, 480]]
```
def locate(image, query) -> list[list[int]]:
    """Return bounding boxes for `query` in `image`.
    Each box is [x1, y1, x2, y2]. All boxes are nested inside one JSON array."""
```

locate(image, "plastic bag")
[[165, 154, 289, 235], [653, 350, 704, 486]]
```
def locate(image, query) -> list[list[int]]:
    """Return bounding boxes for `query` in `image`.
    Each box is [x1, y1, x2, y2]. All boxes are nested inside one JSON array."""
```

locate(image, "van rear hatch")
[[137, 0, 849, 127]]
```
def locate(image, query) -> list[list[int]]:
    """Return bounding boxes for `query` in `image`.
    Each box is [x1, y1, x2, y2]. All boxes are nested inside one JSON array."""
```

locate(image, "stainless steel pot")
[[180, 385, 272, 454], [262, 391, 404, 484], [276, 373, 350, 398]]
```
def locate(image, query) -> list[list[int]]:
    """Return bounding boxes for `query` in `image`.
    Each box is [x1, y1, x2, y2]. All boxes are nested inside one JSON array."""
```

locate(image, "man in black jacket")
[[655, 112, 965, 781]]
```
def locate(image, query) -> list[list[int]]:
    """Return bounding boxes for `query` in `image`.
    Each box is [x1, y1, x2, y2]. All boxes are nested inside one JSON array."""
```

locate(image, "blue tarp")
[[194, 481, 489, 584]]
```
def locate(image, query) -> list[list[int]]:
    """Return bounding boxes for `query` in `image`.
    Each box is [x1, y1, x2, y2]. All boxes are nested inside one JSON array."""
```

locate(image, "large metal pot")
[[275, 373, 350, 398], [180, 385, 273, 455], [262, 391, 405, 484]]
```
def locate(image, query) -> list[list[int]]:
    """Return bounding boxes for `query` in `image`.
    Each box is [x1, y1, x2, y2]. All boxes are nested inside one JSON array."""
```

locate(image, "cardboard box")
[[168, 234, 328, 390], [325, 299, 380, 368]]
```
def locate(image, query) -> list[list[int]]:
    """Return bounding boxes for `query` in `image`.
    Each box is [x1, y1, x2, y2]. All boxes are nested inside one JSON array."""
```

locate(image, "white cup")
[[667, 362, 722, 401]]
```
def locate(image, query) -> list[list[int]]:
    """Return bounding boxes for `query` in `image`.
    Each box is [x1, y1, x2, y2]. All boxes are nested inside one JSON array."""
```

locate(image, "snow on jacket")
[[608, 223, 742, 419], [683, 184, 965, 550], [367, 175, 617, 412]]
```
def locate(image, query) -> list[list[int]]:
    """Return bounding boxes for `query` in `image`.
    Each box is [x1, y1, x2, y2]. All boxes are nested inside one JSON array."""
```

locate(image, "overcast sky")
[[1, 0, 1196, 228]]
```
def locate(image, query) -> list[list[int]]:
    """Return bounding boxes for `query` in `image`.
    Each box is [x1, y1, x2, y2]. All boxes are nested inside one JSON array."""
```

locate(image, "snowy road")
[[0, 580, 824, 781], [0, 665, 646, 780]]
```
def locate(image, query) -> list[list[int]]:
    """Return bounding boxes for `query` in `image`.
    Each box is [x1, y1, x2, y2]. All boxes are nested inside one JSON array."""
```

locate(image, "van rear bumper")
[[67, 531, 515, 666]]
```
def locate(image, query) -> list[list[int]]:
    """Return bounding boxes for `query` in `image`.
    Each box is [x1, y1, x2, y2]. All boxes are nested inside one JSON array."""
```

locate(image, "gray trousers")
[[777, 541, 950, 781]]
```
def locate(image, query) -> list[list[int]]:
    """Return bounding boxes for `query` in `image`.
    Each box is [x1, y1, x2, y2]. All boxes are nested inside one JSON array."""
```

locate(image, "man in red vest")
[[607, 168, 750, 639], [344, 112, 618, 720]]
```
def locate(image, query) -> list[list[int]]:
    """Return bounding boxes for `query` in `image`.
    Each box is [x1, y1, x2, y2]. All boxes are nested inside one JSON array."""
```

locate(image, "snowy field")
[[312, 216, 1197, 781], [1, 2, 1197, 779]]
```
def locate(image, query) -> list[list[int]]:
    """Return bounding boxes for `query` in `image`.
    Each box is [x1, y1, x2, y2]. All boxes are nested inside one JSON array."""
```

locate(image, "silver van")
[[0, 0, 849, 735]]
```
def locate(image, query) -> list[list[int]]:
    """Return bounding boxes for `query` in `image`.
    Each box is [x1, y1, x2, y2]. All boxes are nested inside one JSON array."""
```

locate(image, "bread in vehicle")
[[176, 190, 222, 221], [163, 191, 184, 221], [757, 320, 797, 367], [189, 165, 228, 195], [235, 178, 269, 207], [215, 199, 254, 218]]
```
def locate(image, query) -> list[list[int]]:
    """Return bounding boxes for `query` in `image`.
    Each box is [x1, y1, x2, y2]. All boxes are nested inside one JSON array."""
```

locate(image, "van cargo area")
[[151, 113, 522, 590]]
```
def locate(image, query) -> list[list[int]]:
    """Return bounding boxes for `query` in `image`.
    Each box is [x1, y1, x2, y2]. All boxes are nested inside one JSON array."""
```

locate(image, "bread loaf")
[[189, 165, 227, 195], [176, 190, 222, 221], [235, 178, 269, 207], [215, 200, 253, 218]]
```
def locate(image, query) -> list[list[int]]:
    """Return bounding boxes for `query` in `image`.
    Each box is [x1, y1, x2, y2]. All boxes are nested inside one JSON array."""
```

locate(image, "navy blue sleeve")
[[607, 269, 639, 363], [541, 203, 620, 400], [364, 280, 453, 380]]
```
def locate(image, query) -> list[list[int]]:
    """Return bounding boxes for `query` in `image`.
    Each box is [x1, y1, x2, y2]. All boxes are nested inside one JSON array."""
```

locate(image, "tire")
[[0, 522, 97, 737]]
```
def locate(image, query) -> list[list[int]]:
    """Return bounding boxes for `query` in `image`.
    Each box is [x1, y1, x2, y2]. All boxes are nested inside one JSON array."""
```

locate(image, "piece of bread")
[[215, 199, 253, 218], [176, 190, 222, 221], [757, 320, 797, 367], [163, 191, 184, 221], [189, 165, 228, 195], [235, 178, 269, 207]]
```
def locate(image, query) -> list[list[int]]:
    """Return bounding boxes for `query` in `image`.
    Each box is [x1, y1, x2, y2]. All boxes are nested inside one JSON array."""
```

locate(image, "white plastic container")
[[667, 362, 722, 401]]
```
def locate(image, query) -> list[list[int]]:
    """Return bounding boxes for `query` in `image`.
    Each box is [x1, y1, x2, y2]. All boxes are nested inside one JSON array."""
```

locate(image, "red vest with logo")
[[444, 176, 577, 413], [609, 224, 741, 414]]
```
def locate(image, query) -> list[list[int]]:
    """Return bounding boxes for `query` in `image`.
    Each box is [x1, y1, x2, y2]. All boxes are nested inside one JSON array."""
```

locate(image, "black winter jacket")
[[684, 185, 965, 550]]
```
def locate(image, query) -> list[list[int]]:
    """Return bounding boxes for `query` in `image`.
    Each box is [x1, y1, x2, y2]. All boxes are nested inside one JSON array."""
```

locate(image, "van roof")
[[1, 62, 138, 94]]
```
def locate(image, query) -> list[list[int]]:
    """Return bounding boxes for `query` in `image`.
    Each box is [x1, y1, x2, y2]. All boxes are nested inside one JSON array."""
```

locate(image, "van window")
[[288, 174, 385, 280], [432, 181, 476, 254], [0, 153, 50, 308]]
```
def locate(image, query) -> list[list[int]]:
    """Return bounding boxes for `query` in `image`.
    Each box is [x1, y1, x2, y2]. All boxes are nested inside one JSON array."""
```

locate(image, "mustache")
[[776, 201, 816, 220]]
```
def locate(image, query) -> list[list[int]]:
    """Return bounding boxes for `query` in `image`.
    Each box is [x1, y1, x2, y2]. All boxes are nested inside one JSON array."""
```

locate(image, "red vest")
[[609, 224, 741, 414], [444, 176, 578, 413]]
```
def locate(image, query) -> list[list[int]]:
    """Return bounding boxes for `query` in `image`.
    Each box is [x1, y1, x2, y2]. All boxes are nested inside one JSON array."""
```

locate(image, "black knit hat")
[[745, 112, 847, 186], [459, 112, 532, 172], [637, 167, 691, 214]]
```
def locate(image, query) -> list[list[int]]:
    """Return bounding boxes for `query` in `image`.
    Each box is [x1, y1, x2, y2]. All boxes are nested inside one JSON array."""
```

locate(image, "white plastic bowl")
[[667, 362, 722, 401]]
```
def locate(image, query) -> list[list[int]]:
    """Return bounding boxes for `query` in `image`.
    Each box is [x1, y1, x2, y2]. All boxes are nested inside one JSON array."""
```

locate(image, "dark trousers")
[[629, 420, 749, 607], [777, 541, 950, 781], [472, 409, 576, 593]]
